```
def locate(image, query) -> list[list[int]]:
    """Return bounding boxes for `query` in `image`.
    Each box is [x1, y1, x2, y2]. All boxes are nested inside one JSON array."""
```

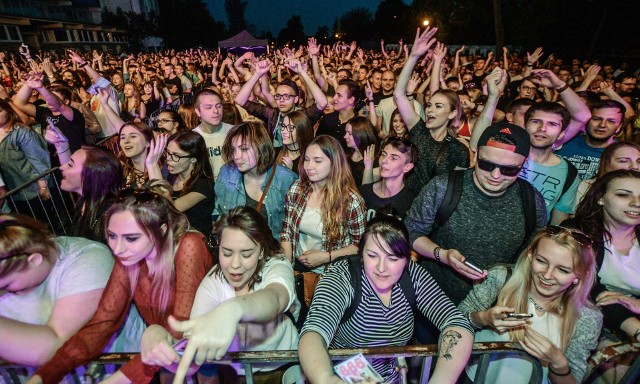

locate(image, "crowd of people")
[[1, 25, 640, 384]]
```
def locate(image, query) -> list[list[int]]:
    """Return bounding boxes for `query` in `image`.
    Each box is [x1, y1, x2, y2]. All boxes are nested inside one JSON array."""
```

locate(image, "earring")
[[259, 251, 264, 260], [573, 278, 579, 285], [598, 199, 604, 205]]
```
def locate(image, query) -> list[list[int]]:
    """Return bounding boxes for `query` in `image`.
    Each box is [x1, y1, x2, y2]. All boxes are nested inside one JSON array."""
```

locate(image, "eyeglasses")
[[116, 188, 164, 205], [520, 85, 537, 92], [274, 94, 296, 101], [164, 149, 192, 162], [280, 124, 296, 132], [157, 119, 175, 124], [477, 159, 522, 177], [547, 225, 593, 246]]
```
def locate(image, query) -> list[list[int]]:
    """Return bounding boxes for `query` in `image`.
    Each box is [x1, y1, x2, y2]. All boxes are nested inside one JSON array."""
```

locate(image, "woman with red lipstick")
[[281, 135, 367, 273], [299, 212, 474, 383], [157, 206, 300, 384], [29, 187, 213, 384], [458, 226, 601, 383]]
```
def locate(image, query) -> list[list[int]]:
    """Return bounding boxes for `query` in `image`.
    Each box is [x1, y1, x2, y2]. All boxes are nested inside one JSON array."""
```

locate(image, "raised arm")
[[469, 68, 507, 151], [531, 69, 591, 145], [430, 42, 447, 96], [308, 37, 326, 89], [523, 47, 543, 77], [67, 50, 100, 83], [285, 58, 327, 111], [97, 88, 125, 132], [234, 59, 272, 107], [395, 27, 438, 130], [575, 65, 601, 92], [12, 74, 38, 117]]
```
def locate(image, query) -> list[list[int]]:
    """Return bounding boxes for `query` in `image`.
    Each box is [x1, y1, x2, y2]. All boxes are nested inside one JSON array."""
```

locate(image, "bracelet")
[[328, 250, 332, 263], [548, 365, 571, 377], [467, 312, 481, 329], [79, 62, 88, 67], [633, 328, 640, 341], [555, 83, 570, 93], [434, 246, 442, 263], [525, 63, 533, 67], [368, 99, 374, 103], [57, 146, 71, 154]]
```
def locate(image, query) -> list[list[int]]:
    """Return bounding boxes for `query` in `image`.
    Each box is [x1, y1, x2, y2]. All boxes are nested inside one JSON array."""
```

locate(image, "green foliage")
[[157, 0, 226, 49], [333, 8, 374, 43], [225, 0, 248, 35], [278, 15, 306, 45]]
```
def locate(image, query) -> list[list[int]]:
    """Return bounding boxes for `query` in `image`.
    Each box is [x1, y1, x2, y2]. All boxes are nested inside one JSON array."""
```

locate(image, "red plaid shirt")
[[280, 180, 366, 259]]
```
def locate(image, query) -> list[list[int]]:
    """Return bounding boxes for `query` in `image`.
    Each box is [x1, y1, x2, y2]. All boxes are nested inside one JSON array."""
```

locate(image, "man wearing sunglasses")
[[406, 122, 547, 307], [235, 58, 327, 148]]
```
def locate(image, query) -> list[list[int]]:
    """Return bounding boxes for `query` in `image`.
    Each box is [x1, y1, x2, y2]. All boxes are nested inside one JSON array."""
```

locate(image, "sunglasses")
[[547, 225, 593, 246], [477, 159, 522, 177]]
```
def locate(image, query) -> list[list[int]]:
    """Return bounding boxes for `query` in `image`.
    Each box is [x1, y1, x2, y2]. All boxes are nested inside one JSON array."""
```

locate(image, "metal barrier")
[[0, 343, 544, 384], [0, 167, 75, 236], [583, 341, 640, 384]]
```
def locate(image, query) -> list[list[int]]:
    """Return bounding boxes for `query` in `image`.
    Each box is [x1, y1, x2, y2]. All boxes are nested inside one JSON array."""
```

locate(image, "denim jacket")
[[215, 163, 298, 239]]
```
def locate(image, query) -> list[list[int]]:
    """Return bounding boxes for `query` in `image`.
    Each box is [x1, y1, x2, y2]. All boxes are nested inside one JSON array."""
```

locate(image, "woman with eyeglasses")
[[215, 121, 297, 239], [155, 110, 188, 136], [277, 110, 314, 174], [566, 169, 640, 380], [165, 131, 215, 235], [29, 187, 214, 384], [150, 206, 301, 384], [458, 226, 601, 384]]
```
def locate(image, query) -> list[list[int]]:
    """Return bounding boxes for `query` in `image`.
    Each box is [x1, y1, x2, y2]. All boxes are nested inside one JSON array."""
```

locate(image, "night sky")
[[205, 0, 409, 36]]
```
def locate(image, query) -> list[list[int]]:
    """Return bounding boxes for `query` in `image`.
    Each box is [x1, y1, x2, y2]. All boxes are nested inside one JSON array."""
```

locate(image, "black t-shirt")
[[372, 91, 392, 106], [172, 176, 214, 235], [315, 111, 351, 150], [358, 183, 417, 220], [35, 105, 86, 154], [406, 119, 470, 194], [165, 76, 183, 96]]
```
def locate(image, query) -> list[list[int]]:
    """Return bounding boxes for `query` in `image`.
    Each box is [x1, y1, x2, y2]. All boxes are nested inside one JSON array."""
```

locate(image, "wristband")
[[525, 63, 533, 67], [368, 99, 374, 103], [633, 328, 640, 341], [549, 365, 571, 377], [57, 146, 71, 154], [434, 246, 442, 263], [79, 62, 88, 67], [467, 312, 480, 329], [328, 250, 332, 263], [555, 83, 570, 93]]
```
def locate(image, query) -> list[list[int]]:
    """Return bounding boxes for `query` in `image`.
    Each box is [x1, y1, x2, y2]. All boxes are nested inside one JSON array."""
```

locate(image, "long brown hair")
[[297, 135, 359, 243]]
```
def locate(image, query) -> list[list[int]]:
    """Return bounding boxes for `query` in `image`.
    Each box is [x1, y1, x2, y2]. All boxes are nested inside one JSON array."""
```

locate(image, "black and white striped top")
[[300, 259, 474, 381]]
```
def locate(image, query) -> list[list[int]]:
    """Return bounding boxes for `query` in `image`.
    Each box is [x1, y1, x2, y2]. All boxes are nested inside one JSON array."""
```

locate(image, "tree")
[[157, 0, 226, 49], [374, 0, 411, 42], [101, 7, 158, 50], [333, 8, 374, 43], [315, 25, 331, 44], [278, 15, 306, 45], [224, 0, 248, 35]]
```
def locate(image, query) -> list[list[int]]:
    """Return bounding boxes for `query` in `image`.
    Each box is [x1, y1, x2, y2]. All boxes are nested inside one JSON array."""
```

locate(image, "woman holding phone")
[[458, 226, 602, 383]]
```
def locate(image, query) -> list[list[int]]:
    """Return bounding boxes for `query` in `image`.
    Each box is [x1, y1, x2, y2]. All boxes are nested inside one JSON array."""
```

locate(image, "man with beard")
[[556, 100, 625, 179]]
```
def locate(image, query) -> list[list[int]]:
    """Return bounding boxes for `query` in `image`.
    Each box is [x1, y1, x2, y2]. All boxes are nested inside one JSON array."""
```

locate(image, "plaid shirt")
[[280, 179, 367, 259]]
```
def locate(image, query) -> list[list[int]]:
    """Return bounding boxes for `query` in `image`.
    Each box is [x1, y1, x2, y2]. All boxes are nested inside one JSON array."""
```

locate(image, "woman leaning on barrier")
[[145, 206, 301, 383], [458, 226, 602, 383], [0, 99, 51, 216], [299, 211, 474, 384], [28, 187, 213, 384]]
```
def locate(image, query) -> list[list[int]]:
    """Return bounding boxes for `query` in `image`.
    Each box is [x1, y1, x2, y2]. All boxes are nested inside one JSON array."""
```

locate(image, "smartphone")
[[172, 338, 188, 356], [463, 260, 483, 274], [46, 118, 69, 142], [505, 313, 533, 319]]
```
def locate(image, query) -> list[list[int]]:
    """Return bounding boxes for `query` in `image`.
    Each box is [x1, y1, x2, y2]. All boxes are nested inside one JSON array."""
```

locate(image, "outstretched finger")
[[172, 342, 197, 384]]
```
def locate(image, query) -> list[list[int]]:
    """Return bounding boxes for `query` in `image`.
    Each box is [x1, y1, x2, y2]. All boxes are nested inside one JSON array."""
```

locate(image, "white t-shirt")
[[600, 239, 640, 296], [193, 123, 233, 180], [376, 97, 426, 136], [466, 300, 562, 384], [297, 207, 324, 274], [190, 257, 299, 373]]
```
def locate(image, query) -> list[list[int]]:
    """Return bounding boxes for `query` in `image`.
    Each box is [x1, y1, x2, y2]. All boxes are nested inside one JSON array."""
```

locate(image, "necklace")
[[529, 297, 547, 312]]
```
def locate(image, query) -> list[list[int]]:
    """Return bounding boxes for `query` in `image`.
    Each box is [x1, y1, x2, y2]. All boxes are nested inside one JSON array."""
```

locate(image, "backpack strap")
[[515, 178, 537, 262], [433, 170, 465, 233], [340, 256, 363, 325], [341, 257, 417, 325], [560, 160, 578, 199]]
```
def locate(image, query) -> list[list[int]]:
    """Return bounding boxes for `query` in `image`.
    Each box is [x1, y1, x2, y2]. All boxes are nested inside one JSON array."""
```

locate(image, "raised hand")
[[25, 72, 44, 89], [284, 57, 303, 74], [485, 67, 507, 97], [433, 41, 447, 62], [363, 144, 376, 170], [253, 59, 273, 77], [407, 72, 421, 94], [456, 45, 466, 55], [531, 68, 564, 89], [97, 88, 111, 105], [146, 133, 168, 167], [409, 27, 439, 58], [364, 81, 374, 101], [526, 47, 544, 65], [308, 37, 321, 56], [583, 64, 601, 82], [66, 49, 85, 64]]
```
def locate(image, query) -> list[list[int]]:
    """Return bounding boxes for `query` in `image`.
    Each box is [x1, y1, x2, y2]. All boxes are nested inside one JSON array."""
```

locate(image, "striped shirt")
[[301, 259, 473, 381]]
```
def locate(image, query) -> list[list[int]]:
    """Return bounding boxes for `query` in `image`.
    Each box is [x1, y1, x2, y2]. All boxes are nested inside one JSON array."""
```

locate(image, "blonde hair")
[[0, 214, 58, 277], [496, 227, 596, 350], [298, 135, 358, 244]]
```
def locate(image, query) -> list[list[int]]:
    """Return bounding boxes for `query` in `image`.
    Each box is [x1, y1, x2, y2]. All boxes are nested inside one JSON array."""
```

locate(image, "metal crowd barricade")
[[0, 343, 545, 384], [583, 341, 640, 384], [0, 167, 74, 236]]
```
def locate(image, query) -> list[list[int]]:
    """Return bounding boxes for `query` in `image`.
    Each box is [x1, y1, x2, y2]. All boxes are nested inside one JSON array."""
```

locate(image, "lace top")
[[36, 232, 213, 384]]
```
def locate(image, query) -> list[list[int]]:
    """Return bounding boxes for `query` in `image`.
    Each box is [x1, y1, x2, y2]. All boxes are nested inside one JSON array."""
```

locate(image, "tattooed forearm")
[[439, 330, 462, 361]]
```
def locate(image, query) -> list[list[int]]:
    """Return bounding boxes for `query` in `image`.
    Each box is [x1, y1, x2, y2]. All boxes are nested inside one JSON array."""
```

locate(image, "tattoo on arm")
[[439, 330, 462, 361]]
